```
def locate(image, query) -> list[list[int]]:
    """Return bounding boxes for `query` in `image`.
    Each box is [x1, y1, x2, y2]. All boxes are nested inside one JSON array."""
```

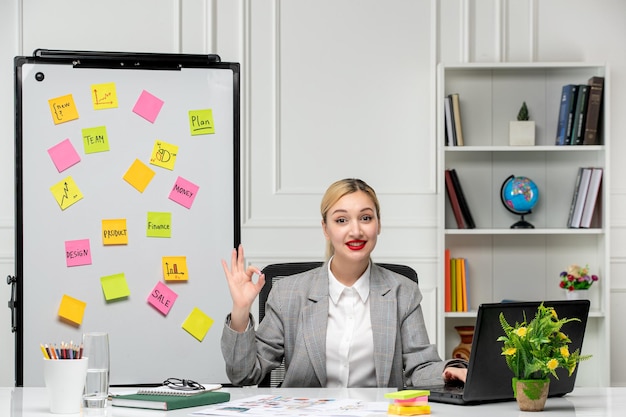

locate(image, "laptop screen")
[[463, 300, 590, 403]]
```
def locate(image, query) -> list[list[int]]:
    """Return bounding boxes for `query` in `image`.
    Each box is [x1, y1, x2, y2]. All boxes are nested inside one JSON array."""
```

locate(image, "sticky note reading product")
[[100, 273, 130, 301], [148, 281, 178, 315], [48, 139, 81, 172], [48, 94, 79, 124], [132, 90, 164, 123], [50, 176, 83, 210], [123, 159, 155, 193], [65, 239, 92, 267], [182, 307, 214, 342], [58, 294, 87, 325], [91, 82, 118, 110], [162, 256, 188, 281], [82, 126, 110, 154], [168, 176, 199, 209], [102, 219, 128, 245], [146, 212, 172, 238], [149, 140, 178, 170], [188, 109, 215, 135]]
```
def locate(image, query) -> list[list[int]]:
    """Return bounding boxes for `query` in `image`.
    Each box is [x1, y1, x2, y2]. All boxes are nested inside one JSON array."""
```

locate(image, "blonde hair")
[[320, 178, 380, 260]]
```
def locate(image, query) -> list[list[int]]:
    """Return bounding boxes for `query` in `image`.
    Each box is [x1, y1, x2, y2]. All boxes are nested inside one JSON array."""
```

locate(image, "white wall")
[[1, 0, 625, 387]]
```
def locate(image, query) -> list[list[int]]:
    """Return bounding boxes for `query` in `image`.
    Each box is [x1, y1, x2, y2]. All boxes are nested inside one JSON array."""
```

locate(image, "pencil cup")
[[43, 357, 88, 414], [82, 332, 110, 409]]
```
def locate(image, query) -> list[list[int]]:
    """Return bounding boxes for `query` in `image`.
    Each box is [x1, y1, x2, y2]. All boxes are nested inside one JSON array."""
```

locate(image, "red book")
[[445, 170, 465, 229]]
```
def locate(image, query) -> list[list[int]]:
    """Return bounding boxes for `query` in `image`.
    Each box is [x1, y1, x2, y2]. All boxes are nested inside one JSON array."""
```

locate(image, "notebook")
[[420, 300, 590, 405]]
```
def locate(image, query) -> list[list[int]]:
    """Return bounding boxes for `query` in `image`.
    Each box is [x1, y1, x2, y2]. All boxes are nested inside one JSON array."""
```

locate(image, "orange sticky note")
[[182, 307, 213, 342], [102, 219, 128, 245], [123, 159, 155, 193], [48, 94, 79, 124], [162, 256, 188, 281], [58, 294, 87, 325]]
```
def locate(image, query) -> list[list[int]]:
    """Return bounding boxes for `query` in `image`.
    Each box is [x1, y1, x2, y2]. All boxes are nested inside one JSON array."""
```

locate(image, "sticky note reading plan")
[[188, 109, 215, 135], [102, 219, 128, 245], [65, 239, 92, 267], [58, 294, 87, 325], [148, 281, 177, 315], [48, 139, 81, 172], [182, 307, 214, 342], [168, 176, 199, 209], [48, 94, 79, 124]]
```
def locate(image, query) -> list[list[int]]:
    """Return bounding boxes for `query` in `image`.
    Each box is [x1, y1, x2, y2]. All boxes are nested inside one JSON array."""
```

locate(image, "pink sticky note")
[[48, 139, 81, 172], [132, 90, 164, 123], [65, 239, 92, 267], [168, 176, 199, 209], [147, 281, 177, 315]]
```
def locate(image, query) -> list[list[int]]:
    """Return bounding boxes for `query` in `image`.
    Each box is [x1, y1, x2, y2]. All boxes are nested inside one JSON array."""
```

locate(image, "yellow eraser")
[[388, 404, 431, 415], [384, 390, 430, 400]]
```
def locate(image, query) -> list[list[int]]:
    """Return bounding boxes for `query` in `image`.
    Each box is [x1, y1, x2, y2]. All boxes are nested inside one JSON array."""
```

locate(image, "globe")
[[500, 175, 539, 228]]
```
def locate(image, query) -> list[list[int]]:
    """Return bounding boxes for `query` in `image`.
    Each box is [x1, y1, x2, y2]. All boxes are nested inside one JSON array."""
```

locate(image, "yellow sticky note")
[[50, 176, 83, 210], [385, 390, 430, 400], [149, 140, 178, 170], [123, 159, 155, 193], [147, 212, 172, 238], [82, 126, 110, 154], [91, 82, 118, 110], [48, 94, 79, 124], [162, 256, 188, 281], [102, 219, 128, 245], [388, 404, 431, 415], [58, 294, 87, 325], [100, 273, 130, 301], [188, 109, 215, 135], [182, 307, 213, 342]]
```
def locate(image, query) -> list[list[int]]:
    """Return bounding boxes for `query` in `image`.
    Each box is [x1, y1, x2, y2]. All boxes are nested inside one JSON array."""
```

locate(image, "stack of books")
[[444, 93, 464, 146], [567, 167, 603, 228], [444, 249, 470, 312], [444, 169, 475, 229], [555, 76, 604, 146], [385, 390, 431, 415]]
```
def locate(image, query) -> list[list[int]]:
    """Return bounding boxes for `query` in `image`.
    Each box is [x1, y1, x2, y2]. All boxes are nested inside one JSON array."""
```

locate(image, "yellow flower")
[[514, 327, 527, 337], [558, 332, 568, 340], [560, 346, 570, 358], [550, 309, 558, 320], [503, 348, 517, 356], [547, 359, 559, 370]]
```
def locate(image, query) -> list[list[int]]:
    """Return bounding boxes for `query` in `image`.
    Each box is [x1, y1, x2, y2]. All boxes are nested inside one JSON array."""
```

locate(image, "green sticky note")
[[188, 109, 215, 135], [147, 212, 172, 238], [100, 273, 130, 301], [82, 126, 110, 153], [384, 390, 430, 399]]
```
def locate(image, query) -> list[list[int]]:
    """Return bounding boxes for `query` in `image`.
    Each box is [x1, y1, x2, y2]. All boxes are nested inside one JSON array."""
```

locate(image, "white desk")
[[2, 386, 625, 416]]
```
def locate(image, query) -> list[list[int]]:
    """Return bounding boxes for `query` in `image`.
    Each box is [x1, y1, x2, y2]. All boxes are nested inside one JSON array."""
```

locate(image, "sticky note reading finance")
[[146, 212, 172, 238], [182, 307, 213, 342], [168, 176, 199, 209], [133, 90, 164, 123], [102, 219, 128, 245], [91, 82, 118, 110], [82, 126, 110, 154], [188, 109, 215, 135], [162, 256, 188, 281], [148, 281, 177, 316], [65, 239, 92, 267], [123, 159, 155, 193], [48, 94, 79, 125], [58, 294, 87, 325], [50, 176, 83, 210], [100, 273, 130, 301], [149, 140, 178, 170], [48, 139, 81, 173]]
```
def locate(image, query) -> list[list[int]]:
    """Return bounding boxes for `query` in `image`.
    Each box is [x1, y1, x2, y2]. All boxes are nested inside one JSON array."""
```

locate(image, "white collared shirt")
[[325, 260, 376, 387]]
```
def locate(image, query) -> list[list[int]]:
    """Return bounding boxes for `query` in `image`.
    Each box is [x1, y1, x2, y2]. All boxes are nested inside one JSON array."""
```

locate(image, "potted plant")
[[560, 264, 599, 300], [509, 101, 535, 146], [497, 303, 591, 411]]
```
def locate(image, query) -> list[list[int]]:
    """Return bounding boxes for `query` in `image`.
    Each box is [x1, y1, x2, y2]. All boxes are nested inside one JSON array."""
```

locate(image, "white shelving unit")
[[436, 63, 610, 386]]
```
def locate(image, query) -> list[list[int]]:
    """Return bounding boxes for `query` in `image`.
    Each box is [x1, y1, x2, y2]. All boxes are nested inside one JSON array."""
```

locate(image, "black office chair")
[[257, 261, 419, 387]]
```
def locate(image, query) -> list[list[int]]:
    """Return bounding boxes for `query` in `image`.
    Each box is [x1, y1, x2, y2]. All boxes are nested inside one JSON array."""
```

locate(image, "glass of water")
[[82, 332, 110, 409]]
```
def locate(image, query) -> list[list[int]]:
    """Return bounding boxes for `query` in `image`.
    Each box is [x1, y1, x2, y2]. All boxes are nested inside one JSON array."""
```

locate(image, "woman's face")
[[322, 190, 380, 265]]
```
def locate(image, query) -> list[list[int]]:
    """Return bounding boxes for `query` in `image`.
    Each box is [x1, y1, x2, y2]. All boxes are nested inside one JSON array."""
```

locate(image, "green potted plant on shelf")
[[497, 303, 591, 411], [509, 101, 535, 146]]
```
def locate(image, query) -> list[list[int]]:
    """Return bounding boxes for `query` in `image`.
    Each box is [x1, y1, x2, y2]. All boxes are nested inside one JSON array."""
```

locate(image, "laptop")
[[421, 300, 590, 405]]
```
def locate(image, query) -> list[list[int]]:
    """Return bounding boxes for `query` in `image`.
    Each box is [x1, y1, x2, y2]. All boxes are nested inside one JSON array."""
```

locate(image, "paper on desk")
[[191, 394, 388, 417]]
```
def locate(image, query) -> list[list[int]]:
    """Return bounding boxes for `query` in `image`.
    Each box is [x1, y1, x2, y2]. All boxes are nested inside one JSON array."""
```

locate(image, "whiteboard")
[[14, 51, 240, 386]]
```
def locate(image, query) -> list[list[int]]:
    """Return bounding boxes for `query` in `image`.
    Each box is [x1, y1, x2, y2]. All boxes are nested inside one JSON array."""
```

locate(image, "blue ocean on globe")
[[501, 176, 539, 214]]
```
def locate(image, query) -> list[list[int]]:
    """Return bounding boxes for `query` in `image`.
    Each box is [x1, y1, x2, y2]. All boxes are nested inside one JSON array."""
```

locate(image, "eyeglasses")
[[163, 378, 206, 391]]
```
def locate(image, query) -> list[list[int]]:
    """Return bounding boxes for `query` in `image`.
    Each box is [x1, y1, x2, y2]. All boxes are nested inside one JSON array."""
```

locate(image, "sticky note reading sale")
[[102, 219, 128, 245], [188, 109, 215, 135], [132, 90, 164, 123], [58, 294, 87, 325], [168, 176, 199, 209], [182, 307, 214, 342], [48, 139, 81, 172], [100, 273, 130, 301], [148, 281, 177, 315], [162, 256, 188, 281], [48, 94, 79, 124], [123, 159, 155, 193], [65, 239, 92, 267]]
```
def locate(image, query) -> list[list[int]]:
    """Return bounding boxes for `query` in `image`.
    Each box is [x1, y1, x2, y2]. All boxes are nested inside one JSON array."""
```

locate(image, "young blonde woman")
[[221, 178, 467, 387]]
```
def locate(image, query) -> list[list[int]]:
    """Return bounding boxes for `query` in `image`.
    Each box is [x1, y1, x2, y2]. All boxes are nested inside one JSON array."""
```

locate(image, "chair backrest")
[[257, 261, 418, 387]]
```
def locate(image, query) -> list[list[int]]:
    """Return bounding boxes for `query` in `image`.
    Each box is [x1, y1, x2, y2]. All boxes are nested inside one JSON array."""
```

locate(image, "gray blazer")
[[221, 262, 463, 387]]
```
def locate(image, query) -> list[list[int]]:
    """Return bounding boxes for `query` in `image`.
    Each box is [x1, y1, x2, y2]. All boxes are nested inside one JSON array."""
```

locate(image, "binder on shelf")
[[449, 169, 476, 229], [569, 167, 593, 228], [580, 168, 603, 228], [445, 170, 465, 229]]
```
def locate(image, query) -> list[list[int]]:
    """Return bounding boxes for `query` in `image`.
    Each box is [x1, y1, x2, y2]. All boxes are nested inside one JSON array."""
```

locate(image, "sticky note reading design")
[[162, 256, 188, 281], [148, 281, 177, 316], [147, 212, 172, 238], [132, 90, 164, 123], [149, 140, 178, 170], [65, 239, 92, 267], [48, 139, 81, 172], [182, 307, 214, 342], [91, 82, 118, 110], [123, 159, 155, 193], [82, 126, 110, 154], [50, 176, 83, 210], [58, 294, 87, 325], [102, 219, 128, 245], [168, 176, 199, 209], [188, 109, 215, 135], [100, 273, 130, 301], [48, 94, 79, 124]]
